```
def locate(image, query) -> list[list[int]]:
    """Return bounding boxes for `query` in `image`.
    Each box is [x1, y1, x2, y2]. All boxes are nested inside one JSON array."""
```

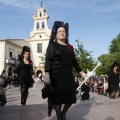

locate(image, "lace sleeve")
[[30, 61, 34, 75], [45, 41, 55, 72], [15, 61, 21, 74]]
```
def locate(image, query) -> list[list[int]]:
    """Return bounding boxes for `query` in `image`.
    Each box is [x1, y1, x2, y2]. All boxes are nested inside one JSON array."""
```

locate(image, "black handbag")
[[41, 85, 54, 99]]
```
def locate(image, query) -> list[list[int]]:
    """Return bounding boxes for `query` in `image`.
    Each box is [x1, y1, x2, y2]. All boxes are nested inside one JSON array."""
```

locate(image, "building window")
[[8, 67, 13, 76], [37, 43, 42, 53], [42, 22, 45, 29], [40, 13, 42, 17], [36, 22, 39, 29], [10, 52, 12, 59], [18, 54, 21, 61]]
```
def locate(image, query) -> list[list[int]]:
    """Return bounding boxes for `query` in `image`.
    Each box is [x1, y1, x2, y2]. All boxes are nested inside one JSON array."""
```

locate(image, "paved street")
[[0, 82, 120, 120]]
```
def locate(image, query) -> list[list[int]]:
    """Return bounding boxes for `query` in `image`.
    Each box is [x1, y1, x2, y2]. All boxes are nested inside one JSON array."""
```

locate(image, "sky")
[[0, 0, 120, 60]]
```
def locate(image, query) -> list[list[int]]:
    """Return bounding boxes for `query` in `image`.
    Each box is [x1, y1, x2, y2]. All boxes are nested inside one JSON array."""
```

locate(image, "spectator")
[[108, 61, 120, 99], [0, 76, 7, 106]]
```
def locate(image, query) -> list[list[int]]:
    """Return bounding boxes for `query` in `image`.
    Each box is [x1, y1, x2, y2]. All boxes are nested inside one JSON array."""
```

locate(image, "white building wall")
[[29, 40, 49, 67], [0, 41, 5, 74], [5, 43, 21, 59], [0, 40, 30, 76], [5, 42, 22, 76]]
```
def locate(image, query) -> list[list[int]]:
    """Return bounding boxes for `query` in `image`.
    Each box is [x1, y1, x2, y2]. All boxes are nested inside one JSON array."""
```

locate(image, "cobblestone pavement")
[[0, 82, 120, 120]]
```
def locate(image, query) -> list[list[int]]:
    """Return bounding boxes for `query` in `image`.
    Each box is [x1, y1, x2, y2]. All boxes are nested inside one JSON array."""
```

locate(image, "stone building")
[[0, 39, 30, 76]]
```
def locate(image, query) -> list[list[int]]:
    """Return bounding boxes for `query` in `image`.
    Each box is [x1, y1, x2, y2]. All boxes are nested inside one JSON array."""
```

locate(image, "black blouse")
[[45, 41, 82, 73], [15, 59, 34, 79]]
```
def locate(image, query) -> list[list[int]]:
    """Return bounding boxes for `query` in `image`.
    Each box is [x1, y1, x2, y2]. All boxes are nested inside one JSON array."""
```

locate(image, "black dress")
[[16, 59, 34, 87], [45, 41, 82, 104], [108, 70, 119, 92], [81, 83, 90, 101]]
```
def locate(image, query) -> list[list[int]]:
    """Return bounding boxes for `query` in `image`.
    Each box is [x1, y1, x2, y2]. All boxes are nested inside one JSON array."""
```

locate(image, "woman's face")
[[113, 66, 118, 71], [23, 51, 30, 59], [56, 27, 66, 41]]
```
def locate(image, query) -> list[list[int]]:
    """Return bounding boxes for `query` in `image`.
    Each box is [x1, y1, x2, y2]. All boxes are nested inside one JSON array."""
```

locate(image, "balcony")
[[6, 58, 18, 65]]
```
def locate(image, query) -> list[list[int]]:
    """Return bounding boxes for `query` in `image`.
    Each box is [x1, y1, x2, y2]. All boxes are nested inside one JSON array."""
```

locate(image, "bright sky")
[[0, 0, 120, 60]]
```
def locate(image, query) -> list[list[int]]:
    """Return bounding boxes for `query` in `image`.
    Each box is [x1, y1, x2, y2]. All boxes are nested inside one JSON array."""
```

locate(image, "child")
[[81, 80, 90, 101]]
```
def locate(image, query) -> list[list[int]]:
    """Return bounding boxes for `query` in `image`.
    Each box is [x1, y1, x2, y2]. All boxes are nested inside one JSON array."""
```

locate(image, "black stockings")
[[54, 105, 62, 120], [110, 90, 119, 99], [20, 85, 29, 105], [61, 104, 72, 120], [54, 104, 72, 120]]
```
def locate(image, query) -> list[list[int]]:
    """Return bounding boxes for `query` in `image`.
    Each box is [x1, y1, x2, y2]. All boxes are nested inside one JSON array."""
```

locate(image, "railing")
[[6, 58, 18, 65]]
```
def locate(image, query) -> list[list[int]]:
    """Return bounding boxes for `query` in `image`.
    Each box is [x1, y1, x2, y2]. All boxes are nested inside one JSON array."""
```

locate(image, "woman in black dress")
[[16, 46, 35, 105], [44, 21, 87, 120], [108, 61, 120, 99]]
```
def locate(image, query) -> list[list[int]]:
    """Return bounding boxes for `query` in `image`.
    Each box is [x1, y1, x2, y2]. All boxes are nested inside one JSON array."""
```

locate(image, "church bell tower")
[[26, 2, 51, 73]]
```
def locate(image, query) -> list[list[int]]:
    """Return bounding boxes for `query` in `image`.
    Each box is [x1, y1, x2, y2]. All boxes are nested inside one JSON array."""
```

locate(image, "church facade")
[[26, 6, 51, 75]]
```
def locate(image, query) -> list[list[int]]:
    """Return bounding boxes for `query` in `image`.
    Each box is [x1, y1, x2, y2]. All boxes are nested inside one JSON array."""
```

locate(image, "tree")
[[97, 33, 120, 75], [39, 53, 46, 66], [73, 39, 95, 74], [97, 54, 112, 75], [109, 33, 120, 53], [97, 52, 120, 75]]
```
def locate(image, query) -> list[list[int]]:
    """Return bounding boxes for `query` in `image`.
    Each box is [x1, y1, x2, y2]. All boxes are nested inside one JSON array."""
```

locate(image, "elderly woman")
[[44, 21, 87, 120]]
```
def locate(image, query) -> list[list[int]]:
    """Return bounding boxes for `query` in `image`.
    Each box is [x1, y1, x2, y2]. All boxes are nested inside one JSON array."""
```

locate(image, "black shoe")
[[21, 98, 24, 105], [21, 101, 26, 105], [48, 103, 54, 117], [61, 112, 66, 120], [21, 97, 27, 105]]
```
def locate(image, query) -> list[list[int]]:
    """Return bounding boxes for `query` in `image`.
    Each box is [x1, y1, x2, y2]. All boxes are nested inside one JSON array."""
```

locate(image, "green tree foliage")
[[97, 52, 120, 75], [109, 33, 120, 53], [97, 54, 112, 75], [97, 33, 120, 75], [39, 53, 45, 66], [73, 39, 95, 75]]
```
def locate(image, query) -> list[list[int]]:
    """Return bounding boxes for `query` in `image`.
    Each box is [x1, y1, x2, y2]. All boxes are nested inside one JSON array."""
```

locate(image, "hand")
[[32, 75, 36, 83], [80, 71, 88, 78], [44, 75, 50, 85], [87, 71, 96, 78], [33, 78, 37, 83]]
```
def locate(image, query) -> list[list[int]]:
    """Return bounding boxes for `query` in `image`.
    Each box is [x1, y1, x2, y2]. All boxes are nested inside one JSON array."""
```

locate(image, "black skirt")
[[50, 66, 76, 104]]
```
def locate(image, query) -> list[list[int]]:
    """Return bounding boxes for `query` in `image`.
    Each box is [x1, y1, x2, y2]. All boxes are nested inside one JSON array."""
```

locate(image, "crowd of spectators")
[[76, 75, 120, 99]]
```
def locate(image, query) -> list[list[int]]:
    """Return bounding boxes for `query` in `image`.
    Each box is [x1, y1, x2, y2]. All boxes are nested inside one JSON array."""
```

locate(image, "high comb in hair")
[[111, 61, 118, 70], [51, 21, 69, 44], [22, 46, 30, 52]]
